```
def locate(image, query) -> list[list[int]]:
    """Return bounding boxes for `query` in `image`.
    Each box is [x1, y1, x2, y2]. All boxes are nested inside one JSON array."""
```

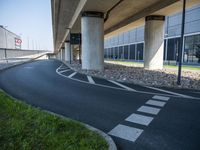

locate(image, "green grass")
[[0, 91, 108, 150], [164, 65, 200, 70], [105, 60, 200, 70]]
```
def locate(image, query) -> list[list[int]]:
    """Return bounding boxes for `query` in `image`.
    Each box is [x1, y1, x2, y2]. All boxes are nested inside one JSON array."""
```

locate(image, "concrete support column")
[[144, 15, 165, 70], [64, 41, 71, 61], [61, 48, 65, 61], [60, 49, 62, 60], [81, 11, 104, 70], [71, 45, 74, 61]]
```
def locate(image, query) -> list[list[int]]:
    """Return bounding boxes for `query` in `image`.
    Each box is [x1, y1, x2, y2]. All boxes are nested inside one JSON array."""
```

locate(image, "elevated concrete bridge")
[[51, 0, 200, 70]]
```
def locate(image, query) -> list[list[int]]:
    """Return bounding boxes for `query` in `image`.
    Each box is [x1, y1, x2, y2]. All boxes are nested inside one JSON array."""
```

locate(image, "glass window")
[[124, 45, 129, 59], [136, 43, 144, 60], [130, 44, 135, 60], [119, 46, 124, 59], [114, 47, 119, 59], [185, 36, 194, 62]]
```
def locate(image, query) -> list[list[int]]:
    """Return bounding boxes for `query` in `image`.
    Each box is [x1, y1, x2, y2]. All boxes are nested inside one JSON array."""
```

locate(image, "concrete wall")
[[0, 27, 21, 49], [0, 48, 48, 59]]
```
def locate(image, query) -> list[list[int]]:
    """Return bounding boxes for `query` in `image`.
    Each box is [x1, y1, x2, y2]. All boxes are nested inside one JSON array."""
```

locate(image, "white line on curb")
[[145, 86, 194, 99], [59, 69, 71, 73], [108, 80, 136, 91], [68, 72, 77, 78], [87, 76, 95, 84]]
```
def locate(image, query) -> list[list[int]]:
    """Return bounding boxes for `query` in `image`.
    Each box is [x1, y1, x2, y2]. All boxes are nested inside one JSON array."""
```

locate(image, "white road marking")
[[68, 72, 77, 78], [146, 100, 166, 107], [145, 86, 194, 99], [137, 106, 160, 115], [56, 65, 199, 99], [59, 69, 71, 73], [87, 76, 95, 84], [152, 95, 170, 101], [108, 124, 143, 142], [125, 113, 154, 126], [108, 80, 136, 91]]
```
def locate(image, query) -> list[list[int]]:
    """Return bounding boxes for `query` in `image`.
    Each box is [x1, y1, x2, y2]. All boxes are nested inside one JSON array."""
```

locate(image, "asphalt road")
[[0, 59, 200, 150]]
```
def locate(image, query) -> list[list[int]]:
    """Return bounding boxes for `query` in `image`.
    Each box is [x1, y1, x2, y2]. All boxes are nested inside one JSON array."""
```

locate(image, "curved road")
[[0, 59, 200, 150]]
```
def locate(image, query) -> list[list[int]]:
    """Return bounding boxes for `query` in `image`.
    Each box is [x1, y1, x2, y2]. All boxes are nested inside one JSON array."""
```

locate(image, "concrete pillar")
[[59, 49, 62, 60], [81, 11, 104, 70], [64, 41, 71, 61], [56, 53, 59, 59], [61, 48, 65, 61], [71, 45, 74, 61], [144, 15, 165, 70]]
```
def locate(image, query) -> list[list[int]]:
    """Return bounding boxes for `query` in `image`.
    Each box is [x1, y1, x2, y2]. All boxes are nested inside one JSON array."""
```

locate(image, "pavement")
[[0, 59, 200, 150]]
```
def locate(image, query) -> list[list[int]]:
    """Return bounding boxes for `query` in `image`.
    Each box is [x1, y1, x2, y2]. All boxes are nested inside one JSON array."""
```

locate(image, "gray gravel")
[[68, 61, 200, 90]]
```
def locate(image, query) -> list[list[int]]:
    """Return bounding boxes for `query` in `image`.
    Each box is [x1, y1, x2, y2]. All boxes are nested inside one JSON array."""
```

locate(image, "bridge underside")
[[52, 0, 200, 70]]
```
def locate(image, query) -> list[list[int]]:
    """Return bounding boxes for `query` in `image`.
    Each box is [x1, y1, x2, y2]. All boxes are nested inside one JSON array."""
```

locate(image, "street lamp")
[[177, 0, 186, 85]]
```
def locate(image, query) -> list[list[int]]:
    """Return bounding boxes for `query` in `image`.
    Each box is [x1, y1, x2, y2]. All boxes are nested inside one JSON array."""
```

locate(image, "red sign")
[[15, 38, 22, 49], [15, 38, 22, 44]]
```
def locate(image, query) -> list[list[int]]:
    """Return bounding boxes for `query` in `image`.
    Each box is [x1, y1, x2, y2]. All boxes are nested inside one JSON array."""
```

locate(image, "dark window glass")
[[104, 49, 107, 58], [130, 44, 135, 60], [114, 47, 119, 59], [185, 35, 200, 63], [119, 46, 124, 59], [124, 45, 129, 59], [111, 47, 114, 59], [167, 37, 180, 61], [136, 43, 144, 60], [112, 47, 116, 59], [164, 39, 167, 60], [108, 48, 112, 59]]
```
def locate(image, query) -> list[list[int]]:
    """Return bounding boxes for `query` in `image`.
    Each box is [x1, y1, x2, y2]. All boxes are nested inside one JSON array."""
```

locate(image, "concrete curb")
[[46, 111, 118, 150], [0, 89, 117, 150]]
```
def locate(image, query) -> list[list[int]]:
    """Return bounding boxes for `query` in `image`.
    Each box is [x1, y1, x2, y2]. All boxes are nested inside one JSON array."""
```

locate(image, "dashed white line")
[[152, 95, 170, 101], [108, 80, 136, 91], [87, 76, 95, 84], [145, 86, 194, 99], [108, 124, 143, 142], [125, 113, 154, 126], [137, 106, 160, 115], [68, 72, 77, 78], [59, 69, 71, 73], [146, 100, 166, 107]]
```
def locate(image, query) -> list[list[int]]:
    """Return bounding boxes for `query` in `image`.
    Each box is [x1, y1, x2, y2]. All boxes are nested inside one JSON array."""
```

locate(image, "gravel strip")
[[67, 61, 200, 90]]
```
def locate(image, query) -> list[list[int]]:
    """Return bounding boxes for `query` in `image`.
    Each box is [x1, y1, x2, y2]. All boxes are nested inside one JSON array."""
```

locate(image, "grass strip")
[[105, 60, 200, 70], [0, 91, 108, 150]]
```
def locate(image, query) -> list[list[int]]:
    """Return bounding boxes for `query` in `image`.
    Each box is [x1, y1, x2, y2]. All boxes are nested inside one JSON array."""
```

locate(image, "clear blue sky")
[[0, 0, 53, 51]]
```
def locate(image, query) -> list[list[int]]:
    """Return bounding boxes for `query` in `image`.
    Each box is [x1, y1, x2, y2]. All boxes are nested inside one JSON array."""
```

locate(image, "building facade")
[[0, 26, 22, 49], [104, 4, 200, 64]]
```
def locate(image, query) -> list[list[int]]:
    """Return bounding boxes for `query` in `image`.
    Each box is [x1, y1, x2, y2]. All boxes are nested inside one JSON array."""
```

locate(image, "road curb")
[[46, 111, 118, 150], [0, 89, 117, 150]]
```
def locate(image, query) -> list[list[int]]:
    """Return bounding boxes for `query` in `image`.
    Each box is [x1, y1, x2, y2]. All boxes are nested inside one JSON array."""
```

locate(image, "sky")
[[0, 0, 53, 51]]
